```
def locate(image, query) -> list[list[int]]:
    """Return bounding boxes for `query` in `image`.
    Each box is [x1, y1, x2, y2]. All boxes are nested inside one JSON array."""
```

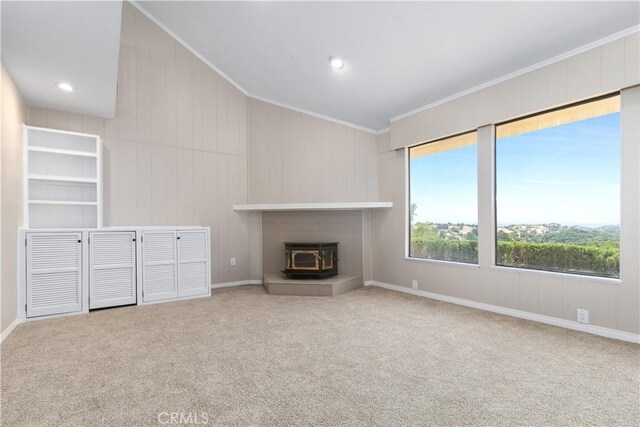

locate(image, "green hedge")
[[410, 238, 619, 277], [497, 240, 619, 277], [411, 239, 478, 264]]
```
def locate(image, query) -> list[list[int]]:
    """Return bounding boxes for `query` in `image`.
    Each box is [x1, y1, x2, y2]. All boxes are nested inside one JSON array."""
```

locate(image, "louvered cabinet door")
[[177, 230, 210, 297], [141, 231, 178, 302], [89, 232, 136, 309], [26, 232, 82, 317]]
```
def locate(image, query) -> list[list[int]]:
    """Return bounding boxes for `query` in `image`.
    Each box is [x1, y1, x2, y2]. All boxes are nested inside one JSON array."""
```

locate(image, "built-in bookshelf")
[[23, 126, 102, 228]]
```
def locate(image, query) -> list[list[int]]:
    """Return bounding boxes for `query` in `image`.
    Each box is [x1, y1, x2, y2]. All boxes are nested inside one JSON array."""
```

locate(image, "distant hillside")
[[411, 221, 619, 247], [410, 221, 619, 277]]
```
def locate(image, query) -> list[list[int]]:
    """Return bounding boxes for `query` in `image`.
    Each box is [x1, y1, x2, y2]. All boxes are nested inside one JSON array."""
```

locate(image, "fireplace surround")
[[283, 242, 338, 279]]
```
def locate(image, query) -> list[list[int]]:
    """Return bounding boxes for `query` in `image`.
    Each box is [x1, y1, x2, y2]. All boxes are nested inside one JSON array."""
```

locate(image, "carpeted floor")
[[1, 285, 639, 426]]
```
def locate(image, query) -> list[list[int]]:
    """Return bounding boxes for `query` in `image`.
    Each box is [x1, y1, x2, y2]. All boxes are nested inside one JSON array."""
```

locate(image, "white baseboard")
[[368, 280, 640, 344], [211, 279, 262, 290], [0, 318, 22, 345]]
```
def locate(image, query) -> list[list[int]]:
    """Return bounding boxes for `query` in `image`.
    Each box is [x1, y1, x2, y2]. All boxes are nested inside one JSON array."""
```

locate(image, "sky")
[[409, 112, 620, 226]]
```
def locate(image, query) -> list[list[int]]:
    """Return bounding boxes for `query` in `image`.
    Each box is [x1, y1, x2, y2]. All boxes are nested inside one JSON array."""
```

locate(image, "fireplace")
[[283, 242, 338, 279]]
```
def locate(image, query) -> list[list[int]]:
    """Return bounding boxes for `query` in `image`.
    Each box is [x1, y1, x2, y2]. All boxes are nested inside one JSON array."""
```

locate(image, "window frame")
[[407, 129, 479, 264], [493, 92, 621, 279]]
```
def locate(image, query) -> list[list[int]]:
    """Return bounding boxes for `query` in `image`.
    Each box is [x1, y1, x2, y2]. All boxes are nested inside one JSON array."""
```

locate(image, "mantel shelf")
[[232, 202, 393, 212]]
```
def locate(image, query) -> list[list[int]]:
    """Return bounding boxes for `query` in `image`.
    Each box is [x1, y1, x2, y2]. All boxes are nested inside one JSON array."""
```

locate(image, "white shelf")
[[232, 202, 394, 212], [29, 200, 98, 206], [24, 125, 102, 229], [28, 174, 98, 184], [28, 146, 97, 158]]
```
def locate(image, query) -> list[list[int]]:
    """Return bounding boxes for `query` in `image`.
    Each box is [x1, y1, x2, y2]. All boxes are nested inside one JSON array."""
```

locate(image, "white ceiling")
[[137, 1, 639, 132], [1, 1, 122, 118]]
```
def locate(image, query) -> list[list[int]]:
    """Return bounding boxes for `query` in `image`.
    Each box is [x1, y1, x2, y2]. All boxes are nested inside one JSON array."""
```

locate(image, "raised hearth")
[[263, 273, 362, 296]]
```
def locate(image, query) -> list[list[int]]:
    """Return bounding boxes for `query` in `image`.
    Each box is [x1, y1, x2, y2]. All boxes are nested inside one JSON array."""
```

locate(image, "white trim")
[[25, 125, 101, 139], [129, 1, 248, 96], [27, 146, 97, 158], [369, 280, 640, 344], [0, 319, 22, 345], [404, 257, 480, 268], [27, 174, 98, 184], [130, 1, 385, 136], [138, 293, 210, 306], [211, 280, 262, 290], [23, 310, 86, 323], [248, 94, 382, 135], [390, 26, 640, 123], [29, 200, 98, 206], [233, 202, 393, 212], [131, 3, 638, 135]]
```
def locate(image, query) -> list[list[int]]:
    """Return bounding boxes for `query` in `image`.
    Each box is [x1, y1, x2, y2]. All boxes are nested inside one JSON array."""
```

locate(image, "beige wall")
[[27, 2, 251, 285], [390, 33, 640, 150], [246, 98, 379, 282], [262, 211, 364, 278], [372, 34, 640, 335], [247, 98, 378, 204], [1, 65, 26, 335]]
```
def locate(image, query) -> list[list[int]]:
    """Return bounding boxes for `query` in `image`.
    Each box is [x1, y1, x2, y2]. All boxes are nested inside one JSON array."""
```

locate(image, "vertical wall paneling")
[[1, 65, 27, 334], [617, 86, 640, 333], [375, 34, 640, 335], [247, 98, 378, 204], [389, 33, 640, 151], [25, 2, 251, 284]]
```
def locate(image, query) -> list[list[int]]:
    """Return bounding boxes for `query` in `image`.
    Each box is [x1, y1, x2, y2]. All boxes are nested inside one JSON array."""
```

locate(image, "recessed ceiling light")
[[57, 82, 74, 92], [330, 57, 344, 70]]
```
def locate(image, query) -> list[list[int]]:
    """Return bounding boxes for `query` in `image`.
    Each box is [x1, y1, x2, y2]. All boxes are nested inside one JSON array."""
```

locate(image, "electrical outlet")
[[577, 308, 589, 324], [411, 280, 418, 290], [230, 257, 236, 266]]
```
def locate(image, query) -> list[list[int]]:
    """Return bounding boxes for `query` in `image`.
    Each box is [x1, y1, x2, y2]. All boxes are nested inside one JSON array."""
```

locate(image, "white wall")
[[1, 65, 26, 336], [372, 33, 640, 335]]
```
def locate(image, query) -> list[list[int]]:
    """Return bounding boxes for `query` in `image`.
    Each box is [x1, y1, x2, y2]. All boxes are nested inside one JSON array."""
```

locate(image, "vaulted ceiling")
[[137, 1, 639, 131], [2, 1, 638, 131]]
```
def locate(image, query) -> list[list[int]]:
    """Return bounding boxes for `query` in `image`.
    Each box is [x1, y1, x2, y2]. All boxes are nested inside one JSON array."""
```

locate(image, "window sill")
[[491, 265, 622, 285], [404, 257, 480, 268]]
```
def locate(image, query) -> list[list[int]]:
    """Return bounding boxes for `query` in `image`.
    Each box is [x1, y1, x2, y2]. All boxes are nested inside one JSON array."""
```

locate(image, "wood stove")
[[283, 242, 338, 279]]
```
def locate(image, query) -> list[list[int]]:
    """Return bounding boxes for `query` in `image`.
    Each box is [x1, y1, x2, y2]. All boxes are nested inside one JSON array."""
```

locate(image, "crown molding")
[[129, 0, 249, 96], [129, 2, 637, 135], [390, 25, 640, 124], [247, 94, 382, 135], [130, 0, 383, 136]]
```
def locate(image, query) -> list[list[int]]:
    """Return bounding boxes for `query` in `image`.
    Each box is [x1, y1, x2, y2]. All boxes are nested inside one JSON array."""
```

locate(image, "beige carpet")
[[1, 285, 638, 426]]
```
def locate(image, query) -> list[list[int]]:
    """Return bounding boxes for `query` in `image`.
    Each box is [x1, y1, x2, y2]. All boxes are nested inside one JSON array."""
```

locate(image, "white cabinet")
[[89, 231, 136, 309], [26, 232, 83, 317], [141, 230, 178, 302], [177, 230, 210, 298], [141, 229, 210, 303], [19, 227, 210, 320]]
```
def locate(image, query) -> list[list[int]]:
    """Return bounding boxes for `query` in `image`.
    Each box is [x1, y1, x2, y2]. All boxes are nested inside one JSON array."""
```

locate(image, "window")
[[409, 132, 478, 263], [495, 94, 620, 278]]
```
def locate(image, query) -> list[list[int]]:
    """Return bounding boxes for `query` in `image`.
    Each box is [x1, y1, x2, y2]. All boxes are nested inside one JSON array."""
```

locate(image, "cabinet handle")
[[77, 240, 82, 243], [177, 236, 181, 240]]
